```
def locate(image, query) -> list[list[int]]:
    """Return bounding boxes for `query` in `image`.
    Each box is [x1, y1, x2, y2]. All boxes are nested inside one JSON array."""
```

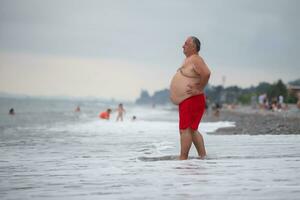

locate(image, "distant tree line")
[[135, 89, 170, 105], [135, 79, 300, 105]]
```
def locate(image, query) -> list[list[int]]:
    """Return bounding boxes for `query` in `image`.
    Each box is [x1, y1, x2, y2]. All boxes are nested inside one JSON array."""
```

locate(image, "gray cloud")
[[0, 0, 299, 89]]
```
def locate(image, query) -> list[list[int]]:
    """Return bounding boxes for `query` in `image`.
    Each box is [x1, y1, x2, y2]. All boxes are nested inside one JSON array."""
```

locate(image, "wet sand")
[[203, 106, 300, 135]]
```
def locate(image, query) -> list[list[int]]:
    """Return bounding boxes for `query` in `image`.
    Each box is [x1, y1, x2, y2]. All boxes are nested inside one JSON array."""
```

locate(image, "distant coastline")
[[0, 92, 124, 104]]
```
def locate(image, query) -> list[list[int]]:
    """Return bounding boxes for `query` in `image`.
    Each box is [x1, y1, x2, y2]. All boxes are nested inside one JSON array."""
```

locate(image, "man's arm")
[[194, 56, 211, 90], [186, 56, 211, 95]]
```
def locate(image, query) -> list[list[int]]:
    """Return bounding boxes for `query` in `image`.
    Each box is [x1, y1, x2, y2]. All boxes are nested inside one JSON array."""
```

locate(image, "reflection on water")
[[0, 99, 300, 199]]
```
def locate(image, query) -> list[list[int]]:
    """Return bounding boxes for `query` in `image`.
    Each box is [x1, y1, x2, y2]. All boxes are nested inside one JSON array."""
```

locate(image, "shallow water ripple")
[[1, 106, 300, 199]]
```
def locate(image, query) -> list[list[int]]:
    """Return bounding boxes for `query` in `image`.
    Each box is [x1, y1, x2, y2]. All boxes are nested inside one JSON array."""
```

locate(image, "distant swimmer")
[[131, 115, 137, 121], [169, 36, 211, 160], [75, 106, 81, 112], [99, 108, 112, 120], [116, 103, 126, 121], [9, 108, 15, 115]]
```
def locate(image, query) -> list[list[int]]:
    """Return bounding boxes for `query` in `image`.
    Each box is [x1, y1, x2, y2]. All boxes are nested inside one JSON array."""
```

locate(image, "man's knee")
[[180, 127, 192, 133]]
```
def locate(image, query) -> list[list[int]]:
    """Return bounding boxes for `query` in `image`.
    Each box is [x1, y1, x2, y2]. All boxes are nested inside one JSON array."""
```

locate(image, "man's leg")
[[192, 130, 206, 158], [179, 128, 193, 160]]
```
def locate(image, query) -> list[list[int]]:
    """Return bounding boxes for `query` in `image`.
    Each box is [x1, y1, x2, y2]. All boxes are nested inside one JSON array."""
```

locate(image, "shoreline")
[[203, 106, 300, 135]]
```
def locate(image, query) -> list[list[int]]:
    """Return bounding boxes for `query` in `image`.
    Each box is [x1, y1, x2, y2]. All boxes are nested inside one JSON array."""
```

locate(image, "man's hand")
[[186, 82, 202, 95]]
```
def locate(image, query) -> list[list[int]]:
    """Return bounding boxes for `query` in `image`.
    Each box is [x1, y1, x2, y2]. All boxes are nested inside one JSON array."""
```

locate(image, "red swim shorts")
[[179, 94, 206, 131]]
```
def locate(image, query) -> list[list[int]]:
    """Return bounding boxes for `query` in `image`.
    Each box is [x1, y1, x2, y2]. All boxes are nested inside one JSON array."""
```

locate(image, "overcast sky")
[[0, 0, 299, 101]]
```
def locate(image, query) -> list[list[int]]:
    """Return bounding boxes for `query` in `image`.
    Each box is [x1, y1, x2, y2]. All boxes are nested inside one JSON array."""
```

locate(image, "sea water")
[[0, 98, 300, 200]]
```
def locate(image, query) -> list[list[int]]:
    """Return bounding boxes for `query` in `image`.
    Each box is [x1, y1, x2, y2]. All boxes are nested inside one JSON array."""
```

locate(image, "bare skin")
[[170, 37, 211, 160], [180, 129, 206, 160], [170, 59, 201, 105], [116, 104, 126, 121], [170, 47, 211, 104]]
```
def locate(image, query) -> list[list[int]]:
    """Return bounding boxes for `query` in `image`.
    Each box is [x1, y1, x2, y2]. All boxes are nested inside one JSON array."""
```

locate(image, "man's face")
[[182, 37, 195, 56]]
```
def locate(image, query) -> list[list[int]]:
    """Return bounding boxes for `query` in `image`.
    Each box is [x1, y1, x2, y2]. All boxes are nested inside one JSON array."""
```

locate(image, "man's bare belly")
[[170, 70, 201, 105]]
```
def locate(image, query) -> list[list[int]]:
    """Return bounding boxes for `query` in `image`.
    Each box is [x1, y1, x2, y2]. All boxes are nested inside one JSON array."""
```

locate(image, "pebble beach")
[[204, 105, 300, 135]]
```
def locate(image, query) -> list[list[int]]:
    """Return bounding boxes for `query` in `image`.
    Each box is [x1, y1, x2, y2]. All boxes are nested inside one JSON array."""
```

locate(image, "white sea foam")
[[1, 102, 300, 200]]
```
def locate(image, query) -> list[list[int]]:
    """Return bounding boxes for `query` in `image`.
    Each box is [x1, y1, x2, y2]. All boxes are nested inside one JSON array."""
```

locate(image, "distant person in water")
[[99, 108, 112, 120], [75, 106, 81, 112], [169, 36, 211, 160], [116, 103, 126, 121], [9, 108, 15, 115], [131, 115, 137, 121]]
